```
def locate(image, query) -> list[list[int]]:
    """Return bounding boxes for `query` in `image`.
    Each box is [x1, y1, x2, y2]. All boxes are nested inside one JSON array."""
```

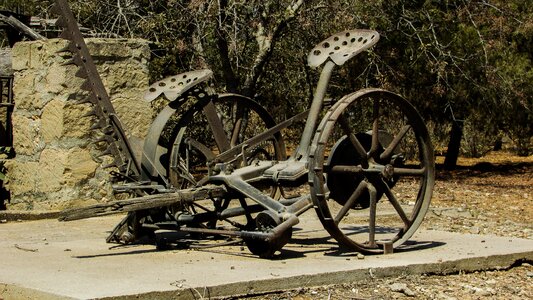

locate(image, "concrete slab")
[[0, 214, 532, 300]]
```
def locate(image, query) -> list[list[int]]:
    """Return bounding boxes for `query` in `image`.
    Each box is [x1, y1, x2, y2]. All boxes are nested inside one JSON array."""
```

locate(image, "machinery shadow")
[[72, 226, 445, 260]]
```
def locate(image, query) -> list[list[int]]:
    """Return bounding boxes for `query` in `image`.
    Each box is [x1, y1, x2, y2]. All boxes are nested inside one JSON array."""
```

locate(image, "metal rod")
[[294, 60, 336, 160], [224, 176, 286, 213], [334, 181, 368, 225], [215, 110, 309, 163], [178, 215, 299, 241], [380, 125, 411, 161], [287, 194, 313, 215], [368, 183, 377, 248]]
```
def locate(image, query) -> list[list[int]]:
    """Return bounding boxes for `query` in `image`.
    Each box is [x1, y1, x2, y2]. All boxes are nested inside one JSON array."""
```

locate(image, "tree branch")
[[216, 0, 239, 93], [242, 0, 305, 96]]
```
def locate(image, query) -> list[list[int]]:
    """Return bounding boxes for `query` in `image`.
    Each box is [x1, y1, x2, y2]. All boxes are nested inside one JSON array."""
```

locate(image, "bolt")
[[383, 164, 394, 179]]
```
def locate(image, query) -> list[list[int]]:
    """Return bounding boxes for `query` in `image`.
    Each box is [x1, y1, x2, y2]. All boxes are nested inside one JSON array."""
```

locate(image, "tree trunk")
[[443, 120, 464, 170], [215, 0, 239, 93]]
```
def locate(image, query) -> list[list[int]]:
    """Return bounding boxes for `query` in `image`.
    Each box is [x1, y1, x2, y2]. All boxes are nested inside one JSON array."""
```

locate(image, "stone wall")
[[4, 38, 152, 210]]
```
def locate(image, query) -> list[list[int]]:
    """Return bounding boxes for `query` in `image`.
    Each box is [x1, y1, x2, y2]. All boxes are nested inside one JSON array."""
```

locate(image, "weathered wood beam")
[[0, 13, 46, 41], [59, 185, 227, 221]]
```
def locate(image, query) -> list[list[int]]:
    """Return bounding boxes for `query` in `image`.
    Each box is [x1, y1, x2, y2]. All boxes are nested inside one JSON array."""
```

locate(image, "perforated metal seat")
[[144, 69, 213, 102], [307, 29, 380, 68]]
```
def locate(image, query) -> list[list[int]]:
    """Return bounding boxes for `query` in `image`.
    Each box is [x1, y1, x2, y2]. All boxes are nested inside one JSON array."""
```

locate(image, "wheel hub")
[[327, 132, 401, 209], [244, 210, 292, 258]]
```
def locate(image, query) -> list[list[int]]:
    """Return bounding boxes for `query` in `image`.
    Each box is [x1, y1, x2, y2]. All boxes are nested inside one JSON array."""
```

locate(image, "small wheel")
[[244, 211, 292, 258], [309, 88, 434, 254]]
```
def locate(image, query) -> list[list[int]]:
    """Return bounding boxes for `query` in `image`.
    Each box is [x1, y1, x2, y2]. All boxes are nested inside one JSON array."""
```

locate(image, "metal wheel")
[[309, 88, 434, 254], [166, 94, 286, 232], [244, 210, 292, 258], [168, 94, 285, 188]]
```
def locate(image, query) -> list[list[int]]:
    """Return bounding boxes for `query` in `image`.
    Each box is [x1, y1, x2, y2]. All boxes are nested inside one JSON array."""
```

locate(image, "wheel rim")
[[310, 89, 434, 253]]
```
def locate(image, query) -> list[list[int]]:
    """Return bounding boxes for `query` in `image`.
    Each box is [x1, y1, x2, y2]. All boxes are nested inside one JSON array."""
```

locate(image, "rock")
[[41, 99, 65, 143], [64, 148, 98, 186], [389, 282, 416, 297], [11, 113, 41, 156], [470, 226, 480, 234], [436, 293, 457, 300]]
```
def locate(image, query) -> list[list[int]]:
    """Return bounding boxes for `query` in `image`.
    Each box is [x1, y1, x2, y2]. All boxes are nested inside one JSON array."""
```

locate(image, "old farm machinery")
[[53, 0, 434, 257]]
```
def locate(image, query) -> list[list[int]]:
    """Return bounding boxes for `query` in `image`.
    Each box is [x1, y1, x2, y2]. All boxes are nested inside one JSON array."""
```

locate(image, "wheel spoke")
[[378, 179, 411, 227], [230, 104, 247, 147], [369, 98, 380, 157], [338, 114, 369, 166], [230, 118, 243, 147], [334, 180, 368, 224], [184, 138, 216, 161], [393, 166, 426, 176], [367, 183, 378, 248], [380, 125, 411, 161], [202, 100, 231, 152]]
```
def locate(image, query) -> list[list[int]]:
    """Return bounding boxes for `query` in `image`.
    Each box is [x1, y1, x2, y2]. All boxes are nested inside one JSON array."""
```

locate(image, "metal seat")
[[307, 29, 379, 68], [143, 69, 213, 102]]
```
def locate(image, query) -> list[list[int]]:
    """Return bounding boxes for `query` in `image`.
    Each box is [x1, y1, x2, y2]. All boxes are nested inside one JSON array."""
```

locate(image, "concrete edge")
[[100, 250, 533, 300], [0, 210, 61, 221], [0, 283, 74, 300]]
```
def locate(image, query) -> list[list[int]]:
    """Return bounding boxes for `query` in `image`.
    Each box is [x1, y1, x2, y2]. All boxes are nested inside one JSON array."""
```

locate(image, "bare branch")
[[242, 0, 305, 96]]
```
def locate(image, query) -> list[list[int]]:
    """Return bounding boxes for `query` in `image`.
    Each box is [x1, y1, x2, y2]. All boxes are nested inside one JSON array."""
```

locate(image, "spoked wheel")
[[309, 88, 434, 254], [168, 93, 285, 189], [166, 93, 286, 233]]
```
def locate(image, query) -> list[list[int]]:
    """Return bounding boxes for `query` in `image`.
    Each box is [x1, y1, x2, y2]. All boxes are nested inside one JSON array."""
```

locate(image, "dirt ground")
[[236, 151, 533, 300]]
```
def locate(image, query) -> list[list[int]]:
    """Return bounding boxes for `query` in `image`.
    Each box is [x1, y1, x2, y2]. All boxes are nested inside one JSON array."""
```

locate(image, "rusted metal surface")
[[52, 0, 435, 258]]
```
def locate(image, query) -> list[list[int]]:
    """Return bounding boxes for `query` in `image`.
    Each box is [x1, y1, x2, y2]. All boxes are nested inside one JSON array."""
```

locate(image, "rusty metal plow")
[[54, 0, 435, 258]]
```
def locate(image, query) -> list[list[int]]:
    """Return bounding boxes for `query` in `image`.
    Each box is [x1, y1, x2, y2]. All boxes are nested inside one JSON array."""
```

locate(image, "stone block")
[[112, 96, 152, 139], [3, 160, 39, 197], [11, 72, 37, 110], [41, 99, 64, 143], [37, 148, 66, 193], [64, 148, 98, 186], [11, 113, 41, 156], [63, 102, 93, 139]]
